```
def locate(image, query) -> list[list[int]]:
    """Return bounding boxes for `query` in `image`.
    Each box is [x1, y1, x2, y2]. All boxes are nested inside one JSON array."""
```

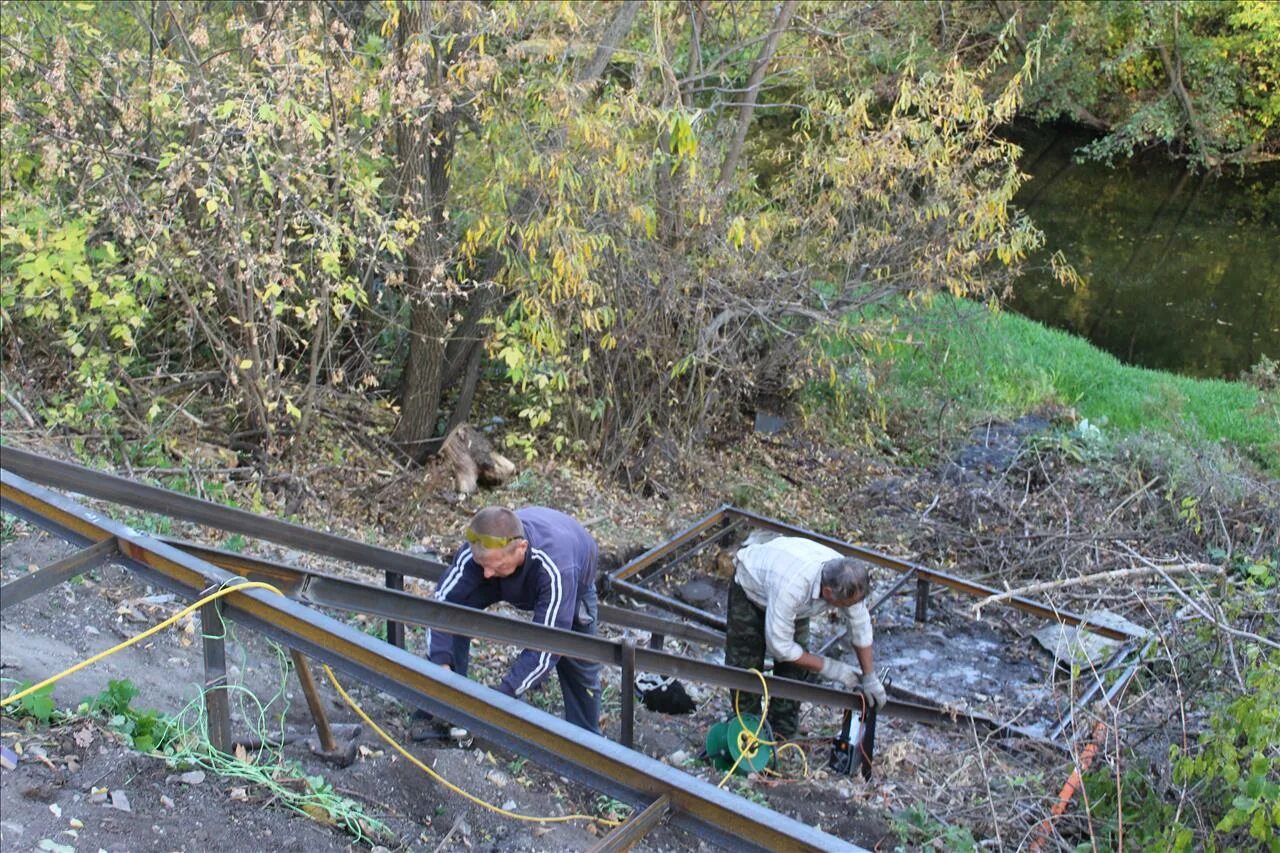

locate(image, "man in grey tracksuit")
[[426, 506, 601, 734]]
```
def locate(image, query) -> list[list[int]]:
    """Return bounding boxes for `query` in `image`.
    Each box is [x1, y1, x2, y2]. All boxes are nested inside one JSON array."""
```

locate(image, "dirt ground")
[[2, 411, 1272, 851]]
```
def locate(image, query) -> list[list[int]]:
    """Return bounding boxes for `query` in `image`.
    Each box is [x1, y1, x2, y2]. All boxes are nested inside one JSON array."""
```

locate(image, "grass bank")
[[832, 295, 1278, 471]]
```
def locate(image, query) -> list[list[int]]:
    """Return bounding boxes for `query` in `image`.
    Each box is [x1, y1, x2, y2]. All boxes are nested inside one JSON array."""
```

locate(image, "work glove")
[[860, 672, 887, 709], [818, 657, 860, 691]]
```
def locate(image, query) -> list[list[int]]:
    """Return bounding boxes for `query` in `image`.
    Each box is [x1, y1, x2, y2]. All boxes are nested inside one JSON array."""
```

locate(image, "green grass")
[[832, 295, 1278, 470]]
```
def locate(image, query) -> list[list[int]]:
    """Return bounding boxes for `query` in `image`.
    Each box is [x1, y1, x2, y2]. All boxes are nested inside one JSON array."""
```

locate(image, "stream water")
[[1008, 124, 1279, 380]]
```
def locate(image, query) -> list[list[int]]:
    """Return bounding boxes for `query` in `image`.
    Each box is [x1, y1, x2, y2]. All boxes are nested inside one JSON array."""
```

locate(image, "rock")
[[165, 770, 205, 785], [753, 411, 787, 434], [21, 783, 58, 802], [668, 750, 689, 766], [110, 790, 131, 812], [485, 769, 509, 788], [160, 795, 175, 809], [674, 578, 718, 607], [0, 746, 18, 770], [501, 800, 518, 812]]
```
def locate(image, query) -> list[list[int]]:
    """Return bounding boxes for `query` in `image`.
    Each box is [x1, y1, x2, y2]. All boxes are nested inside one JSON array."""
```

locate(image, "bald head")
[[465, 507, 528, 579], [469, 506, 524, 539]]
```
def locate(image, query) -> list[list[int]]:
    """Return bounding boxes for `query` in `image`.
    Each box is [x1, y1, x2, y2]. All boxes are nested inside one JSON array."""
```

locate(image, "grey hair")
[[821, 557, 871, 601]]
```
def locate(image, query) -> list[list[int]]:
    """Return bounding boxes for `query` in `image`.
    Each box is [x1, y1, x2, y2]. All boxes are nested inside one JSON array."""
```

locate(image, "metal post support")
[[385, 571, 405, 649], [0, 537, 118, 610], [620, 638, 636, 749], [200, 600, 232, 753], [915, 576, 930, 623], [590, 794, 672, 852], [290, 648, 338, 753]]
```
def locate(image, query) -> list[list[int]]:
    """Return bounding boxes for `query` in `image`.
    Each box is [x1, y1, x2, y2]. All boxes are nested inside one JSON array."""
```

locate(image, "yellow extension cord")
[[718, 669, 810, 787], [0, 577, 617, 828], [1, 578, 286, 709], [322, 664, 618, 827]]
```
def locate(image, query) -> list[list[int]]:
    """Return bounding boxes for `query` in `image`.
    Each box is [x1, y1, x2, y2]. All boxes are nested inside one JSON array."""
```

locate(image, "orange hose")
[[1029, 720, 1108, 851]]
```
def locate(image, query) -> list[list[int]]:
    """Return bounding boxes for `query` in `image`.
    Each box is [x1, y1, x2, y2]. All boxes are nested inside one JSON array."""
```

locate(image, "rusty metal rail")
[[0, 448, 990, 731], [604, 504, 1148, 749], [1, 468, 863, 852], [609, 505, 1141, 642], [0, 446, 727, 652]]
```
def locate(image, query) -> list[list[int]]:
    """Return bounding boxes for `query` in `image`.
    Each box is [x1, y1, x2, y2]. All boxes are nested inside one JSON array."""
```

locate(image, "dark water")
[[1008, 124, 1280, 380]]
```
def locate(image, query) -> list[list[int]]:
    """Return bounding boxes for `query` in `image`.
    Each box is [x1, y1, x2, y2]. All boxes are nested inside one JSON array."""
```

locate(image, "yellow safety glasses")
[[464, 528, 521, 550]]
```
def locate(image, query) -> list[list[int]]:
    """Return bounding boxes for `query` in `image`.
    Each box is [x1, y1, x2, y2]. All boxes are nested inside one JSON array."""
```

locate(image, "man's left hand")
[[860, 672, 887, 709]]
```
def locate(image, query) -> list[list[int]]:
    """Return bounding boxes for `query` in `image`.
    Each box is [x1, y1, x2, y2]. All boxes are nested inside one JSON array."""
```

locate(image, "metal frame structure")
[[0, 448, 1152, 847], [1, 465, 862, 852], [603, 505, 1150, 742]]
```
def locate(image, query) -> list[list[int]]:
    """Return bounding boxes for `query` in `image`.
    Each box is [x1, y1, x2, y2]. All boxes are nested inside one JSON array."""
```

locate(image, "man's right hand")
[[817, 657, 860, 691]]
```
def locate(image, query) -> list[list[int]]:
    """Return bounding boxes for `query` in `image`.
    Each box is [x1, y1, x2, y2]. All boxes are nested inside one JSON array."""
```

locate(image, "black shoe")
[[409, 710, 471, 745]]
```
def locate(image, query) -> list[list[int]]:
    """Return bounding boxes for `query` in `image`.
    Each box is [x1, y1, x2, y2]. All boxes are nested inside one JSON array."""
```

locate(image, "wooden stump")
[[441, 423, 516, 495]]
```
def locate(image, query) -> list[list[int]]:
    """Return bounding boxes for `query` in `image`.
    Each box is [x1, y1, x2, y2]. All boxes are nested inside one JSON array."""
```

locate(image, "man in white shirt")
[[725, 535, 886, 739]]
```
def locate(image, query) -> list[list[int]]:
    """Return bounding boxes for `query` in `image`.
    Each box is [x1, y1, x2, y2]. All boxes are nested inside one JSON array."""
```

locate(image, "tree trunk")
[[390, 1, 457, 463], [713, 0, 798, 197], [391, 1, 640, 464]]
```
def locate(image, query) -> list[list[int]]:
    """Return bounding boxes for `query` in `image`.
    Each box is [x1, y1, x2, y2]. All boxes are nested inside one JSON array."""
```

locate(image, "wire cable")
[[0, 575, 623, 830], [1, 578, 284, 708], [323, 664, 622, 827]]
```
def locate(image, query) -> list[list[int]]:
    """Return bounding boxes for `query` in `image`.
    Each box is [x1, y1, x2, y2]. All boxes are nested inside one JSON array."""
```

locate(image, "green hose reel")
[[704, 714, 773, 776]]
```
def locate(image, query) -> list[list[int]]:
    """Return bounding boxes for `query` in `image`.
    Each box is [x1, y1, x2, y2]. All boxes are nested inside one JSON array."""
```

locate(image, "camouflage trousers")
[[725, 580, 811, 740]]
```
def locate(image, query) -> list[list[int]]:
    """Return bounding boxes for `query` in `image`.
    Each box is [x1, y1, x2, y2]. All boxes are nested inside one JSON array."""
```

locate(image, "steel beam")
[[591, 794, 671, 852], [596, 603, 723, 648], [1, 470, 863, 852], [608, 507, 729, 585], [0, 449, 724, 648], [1, 450, 1140, 642], [725, 507, 1139, 641], [1048, 639, 1152, 741], [173, 543, 870, 714], [159, 542, 726, 649], [1, 474, 1035, 735], [0, 536, 117, 610], [620, 638, 636, 749], [201, 599, 232, 753], [610, 579, 728, 631], [0, 447, 447, 581], [290, 648, 337, 753], [161, 535, 996, 730]]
